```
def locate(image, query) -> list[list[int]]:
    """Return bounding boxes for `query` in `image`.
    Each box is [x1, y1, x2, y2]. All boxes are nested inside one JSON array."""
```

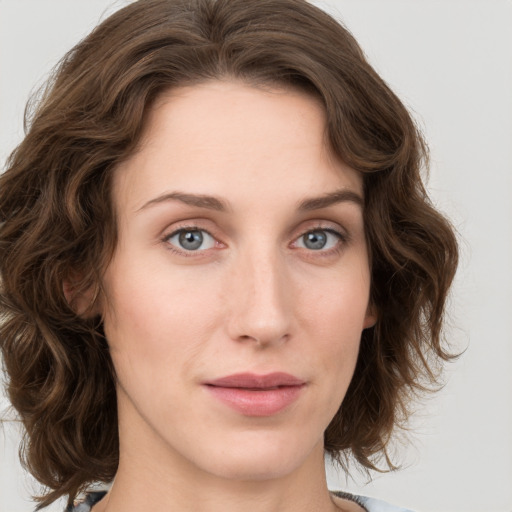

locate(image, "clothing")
[[65, 492, 107, 512], [333, 491, 415, 512], [66, 490, 415, 512]]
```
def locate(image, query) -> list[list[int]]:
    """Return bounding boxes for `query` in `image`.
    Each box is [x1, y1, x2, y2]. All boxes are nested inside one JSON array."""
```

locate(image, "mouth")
[[205, 372, 305, 389], [203, 372, 306, 417]]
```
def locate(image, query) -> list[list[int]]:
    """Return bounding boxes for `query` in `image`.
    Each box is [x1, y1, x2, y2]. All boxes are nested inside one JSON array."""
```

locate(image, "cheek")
[[297, 263, 370, 378], [298, 261, 371, 334], [102, 259, 222, 383]]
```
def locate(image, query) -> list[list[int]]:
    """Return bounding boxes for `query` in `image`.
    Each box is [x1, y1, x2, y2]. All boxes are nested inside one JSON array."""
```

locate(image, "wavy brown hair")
[[0, 0, 458, 507]]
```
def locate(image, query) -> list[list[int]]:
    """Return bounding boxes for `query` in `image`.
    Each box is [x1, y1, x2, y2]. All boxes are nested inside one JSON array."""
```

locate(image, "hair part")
[[0, 0, 458, 507]]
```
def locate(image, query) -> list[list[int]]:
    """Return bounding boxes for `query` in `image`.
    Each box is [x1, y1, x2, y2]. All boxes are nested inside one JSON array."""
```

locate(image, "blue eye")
[[296, 229, 342, 251], [164, 227, 343, 254], [166, 229, 216, 251]]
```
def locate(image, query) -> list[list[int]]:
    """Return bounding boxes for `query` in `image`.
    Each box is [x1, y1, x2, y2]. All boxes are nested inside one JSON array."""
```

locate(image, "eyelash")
[[161, 224, 348, 258]]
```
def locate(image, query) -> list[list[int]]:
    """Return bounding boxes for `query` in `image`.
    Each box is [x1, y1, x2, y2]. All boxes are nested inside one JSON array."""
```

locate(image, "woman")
[[0, 1, 458, 511]]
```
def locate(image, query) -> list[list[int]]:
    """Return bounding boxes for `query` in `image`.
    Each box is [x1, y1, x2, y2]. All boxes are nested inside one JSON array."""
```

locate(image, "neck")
[[98, 424, 340, 512], [102, 446, 339, 512]]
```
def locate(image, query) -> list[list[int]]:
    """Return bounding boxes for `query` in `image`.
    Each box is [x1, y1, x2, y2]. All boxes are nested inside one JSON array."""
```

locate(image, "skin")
[[91, 80, 375, 512]]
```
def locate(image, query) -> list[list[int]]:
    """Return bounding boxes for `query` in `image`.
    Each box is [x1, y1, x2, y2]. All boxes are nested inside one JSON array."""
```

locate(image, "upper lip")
[[204, 372, 305, 389]]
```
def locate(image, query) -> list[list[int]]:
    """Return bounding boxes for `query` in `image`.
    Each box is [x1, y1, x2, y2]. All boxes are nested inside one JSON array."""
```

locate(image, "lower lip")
[[204, 385, 304, 416]]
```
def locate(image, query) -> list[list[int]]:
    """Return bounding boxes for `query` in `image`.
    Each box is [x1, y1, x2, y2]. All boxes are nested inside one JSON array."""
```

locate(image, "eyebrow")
[[137, 192, 230, 212], [137, 188, 363, 213], [297, 189, 363, 211]]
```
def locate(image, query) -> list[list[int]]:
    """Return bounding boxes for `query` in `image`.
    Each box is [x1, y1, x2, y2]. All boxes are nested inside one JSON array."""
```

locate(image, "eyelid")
[[294, 218, 348, 238]]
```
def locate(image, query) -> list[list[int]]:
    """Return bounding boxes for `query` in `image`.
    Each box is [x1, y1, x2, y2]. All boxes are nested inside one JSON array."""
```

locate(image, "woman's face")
[[102, 80, 375, 481]]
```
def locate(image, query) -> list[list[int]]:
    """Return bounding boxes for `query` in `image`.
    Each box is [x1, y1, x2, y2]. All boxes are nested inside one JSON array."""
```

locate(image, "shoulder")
[[332, 491, 416, 512], [64, 491, 107, 512], [66, 490, 413, 512]]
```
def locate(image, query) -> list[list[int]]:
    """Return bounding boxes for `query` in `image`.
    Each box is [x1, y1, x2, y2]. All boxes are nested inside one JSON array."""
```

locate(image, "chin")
[[206, 455, 302, 482], [188, 431, 323, 482]]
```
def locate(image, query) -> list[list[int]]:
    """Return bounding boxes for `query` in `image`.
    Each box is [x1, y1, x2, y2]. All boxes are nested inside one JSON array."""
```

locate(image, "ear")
[[363, 303, 378, 329], [63, 276, 101, 318]]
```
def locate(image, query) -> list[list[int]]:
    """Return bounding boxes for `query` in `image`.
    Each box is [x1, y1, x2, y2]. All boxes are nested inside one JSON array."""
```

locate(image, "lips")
[[203, 372, 306, 417], [206, 372, 305, 389]]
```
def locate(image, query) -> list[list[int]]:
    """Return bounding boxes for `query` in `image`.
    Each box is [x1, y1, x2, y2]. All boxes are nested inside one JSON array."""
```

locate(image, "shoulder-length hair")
[[0, 0, 458, 507]]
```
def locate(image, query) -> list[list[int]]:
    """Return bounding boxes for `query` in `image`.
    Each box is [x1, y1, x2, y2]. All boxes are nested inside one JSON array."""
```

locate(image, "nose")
[[225, 248, 292, 347]]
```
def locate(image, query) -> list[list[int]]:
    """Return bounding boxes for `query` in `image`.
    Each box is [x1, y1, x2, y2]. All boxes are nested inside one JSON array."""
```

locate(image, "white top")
[[333, 491, 414, 512]]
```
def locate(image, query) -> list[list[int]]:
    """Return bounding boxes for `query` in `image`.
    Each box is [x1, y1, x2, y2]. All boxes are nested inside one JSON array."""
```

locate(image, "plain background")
[[1, 1, 511, 511]]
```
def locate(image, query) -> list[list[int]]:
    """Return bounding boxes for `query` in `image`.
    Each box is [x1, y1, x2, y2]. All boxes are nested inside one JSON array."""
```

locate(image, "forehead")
[[113, 80, 363, 213]]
